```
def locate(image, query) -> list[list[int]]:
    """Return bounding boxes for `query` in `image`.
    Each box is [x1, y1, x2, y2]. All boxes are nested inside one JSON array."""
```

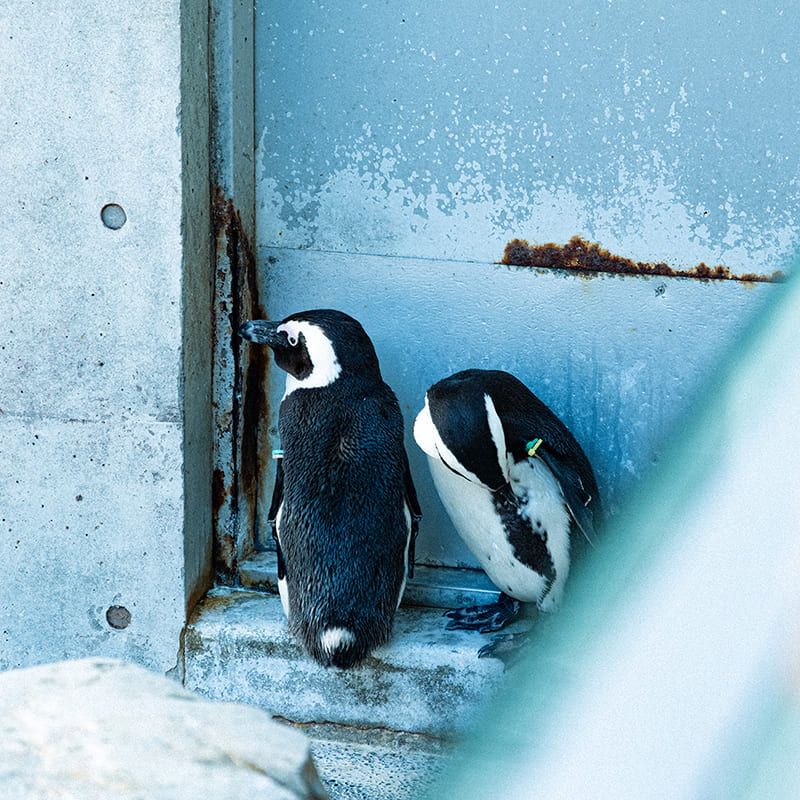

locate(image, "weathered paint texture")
[[0, 3, 211, 670], [255, 2, 799, 275], [209, 2, 263, 583], [250, 2, 796, 568], [211, 188, 267, 581]]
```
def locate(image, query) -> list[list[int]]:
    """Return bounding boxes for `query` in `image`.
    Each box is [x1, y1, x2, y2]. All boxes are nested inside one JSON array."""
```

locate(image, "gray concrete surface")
[[183, 587, 520, 737], [307, 725, 448, 800], [183, 586, 531, 797], [0, 2, 212, 671]]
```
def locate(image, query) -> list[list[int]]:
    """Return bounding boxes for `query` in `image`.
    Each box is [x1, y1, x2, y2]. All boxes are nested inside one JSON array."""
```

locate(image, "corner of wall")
[[180, 1, 214, 613]]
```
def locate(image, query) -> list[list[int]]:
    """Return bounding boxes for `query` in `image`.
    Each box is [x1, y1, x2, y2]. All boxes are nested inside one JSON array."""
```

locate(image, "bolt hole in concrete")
[[106, 606, 131, 630], [100, 203, 126, 230]]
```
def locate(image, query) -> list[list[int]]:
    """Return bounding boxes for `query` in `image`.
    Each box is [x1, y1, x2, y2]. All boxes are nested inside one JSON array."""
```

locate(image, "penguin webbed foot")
[[477, 631, 528, 662], [444, 592, 521, 633]]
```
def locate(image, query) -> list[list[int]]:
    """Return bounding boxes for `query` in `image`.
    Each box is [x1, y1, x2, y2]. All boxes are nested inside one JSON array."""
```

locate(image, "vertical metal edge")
[[180, 0, 215, 617], [209, 0, 260, 582]]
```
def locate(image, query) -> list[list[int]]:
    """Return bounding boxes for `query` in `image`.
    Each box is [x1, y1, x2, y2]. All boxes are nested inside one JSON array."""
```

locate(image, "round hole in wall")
[[101, 203, 127, 230], [106, 605, 131, 630]]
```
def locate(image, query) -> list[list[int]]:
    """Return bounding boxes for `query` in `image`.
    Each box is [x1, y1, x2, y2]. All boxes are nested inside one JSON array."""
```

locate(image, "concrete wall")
[[0, 2, 211, 672]]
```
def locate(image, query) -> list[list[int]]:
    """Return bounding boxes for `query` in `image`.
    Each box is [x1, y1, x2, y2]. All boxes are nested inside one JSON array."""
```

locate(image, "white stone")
[[0, 658, 327, 800]]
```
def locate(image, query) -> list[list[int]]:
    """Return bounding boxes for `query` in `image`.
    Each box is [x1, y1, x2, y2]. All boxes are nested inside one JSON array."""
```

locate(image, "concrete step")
[[183, 585, 510, 736], [290, 722, 449, 800], [182, 579, 530, 799]]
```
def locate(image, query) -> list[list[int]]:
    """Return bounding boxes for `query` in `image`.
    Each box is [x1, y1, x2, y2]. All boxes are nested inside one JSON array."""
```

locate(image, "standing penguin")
[[240, 309, 420, 669], [413, 369, 600, 649]]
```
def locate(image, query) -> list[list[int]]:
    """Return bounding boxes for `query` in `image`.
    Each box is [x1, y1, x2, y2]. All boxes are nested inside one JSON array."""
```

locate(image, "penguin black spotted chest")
[[414, 368, 601, 649]]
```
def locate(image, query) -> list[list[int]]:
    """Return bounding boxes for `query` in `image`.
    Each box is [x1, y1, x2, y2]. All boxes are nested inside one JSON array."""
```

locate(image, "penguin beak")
[[239, 319, 288, 348]]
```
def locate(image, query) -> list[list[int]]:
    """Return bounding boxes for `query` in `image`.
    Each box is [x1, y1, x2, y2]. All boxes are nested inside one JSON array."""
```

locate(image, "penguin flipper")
[[536, 448, 599, 548], [267, 457, 286, 580], [500, 399, 601, 545], [403, 451, 422, 579], [444, 592, 522, 633]]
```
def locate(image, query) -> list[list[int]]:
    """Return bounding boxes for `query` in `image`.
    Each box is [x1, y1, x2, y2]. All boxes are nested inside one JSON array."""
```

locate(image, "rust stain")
[[211, 468, 229, 516], [501, 236, 786, 283], [216, 533, 237, 577], [211, 186, 269, 583]]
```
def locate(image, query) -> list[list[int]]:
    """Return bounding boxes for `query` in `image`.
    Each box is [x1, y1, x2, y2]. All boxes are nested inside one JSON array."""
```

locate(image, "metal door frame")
[[209, 0, 261, 582]]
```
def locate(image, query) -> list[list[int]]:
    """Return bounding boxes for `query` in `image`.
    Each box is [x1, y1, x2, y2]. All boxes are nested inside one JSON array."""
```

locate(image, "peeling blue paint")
[[253, 1, 794, 568], [256, 1, 800, 274]]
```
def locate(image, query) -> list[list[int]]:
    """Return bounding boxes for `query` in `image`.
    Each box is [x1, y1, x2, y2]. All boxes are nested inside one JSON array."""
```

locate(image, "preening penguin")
[[413, 369, 600, 651], [240, 309, 420, 669]]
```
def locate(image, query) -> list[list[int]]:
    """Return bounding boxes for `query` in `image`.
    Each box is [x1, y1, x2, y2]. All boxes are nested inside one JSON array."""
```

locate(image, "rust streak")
[[501, 236, 786, 283], [211, 186, 269, 582]]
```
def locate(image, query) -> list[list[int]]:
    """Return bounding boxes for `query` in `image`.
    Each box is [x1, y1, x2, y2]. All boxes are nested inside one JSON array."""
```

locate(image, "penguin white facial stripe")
[[483, 393, 510, 483], [276, 320, 302, 343], [412, 398, 439, 459], [413, 398, 488, 488], [279, 320, 341, 397], [320, 627, 356, 655]]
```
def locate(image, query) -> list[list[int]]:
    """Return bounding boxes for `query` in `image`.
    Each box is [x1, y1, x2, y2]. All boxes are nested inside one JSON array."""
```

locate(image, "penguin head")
[[240, 309, 382, 391], [414, 370, 511, 491]]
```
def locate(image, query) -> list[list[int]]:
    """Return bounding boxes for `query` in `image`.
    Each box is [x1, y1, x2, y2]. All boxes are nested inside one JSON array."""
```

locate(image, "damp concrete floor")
[[181, 572, 537, 799]]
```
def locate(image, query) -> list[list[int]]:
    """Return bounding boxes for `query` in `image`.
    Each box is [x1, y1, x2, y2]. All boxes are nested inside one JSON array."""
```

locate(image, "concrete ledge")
[[183, 587, 513, 736], [296, 722, 449, 800]]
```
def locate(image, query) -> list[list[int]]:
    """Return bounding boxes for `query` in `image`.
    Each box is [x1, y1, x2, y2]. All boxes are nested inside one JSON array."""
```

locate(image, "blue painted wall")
[[253, 1, 794, 567], [255, 1, 798, 273]]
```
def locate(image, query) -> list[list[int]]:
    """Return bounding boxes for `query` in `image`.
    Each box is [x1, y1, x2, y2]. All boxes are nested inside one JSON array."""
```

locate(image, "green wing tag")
[[526, 438, 543, 457]]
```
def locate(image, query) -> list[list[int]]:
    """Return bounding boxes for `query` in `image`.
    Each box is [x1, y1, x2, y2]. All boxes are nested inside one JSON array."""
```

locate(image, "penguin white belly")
[[507, 456, 572, 611], [426, 456, 550, 604]]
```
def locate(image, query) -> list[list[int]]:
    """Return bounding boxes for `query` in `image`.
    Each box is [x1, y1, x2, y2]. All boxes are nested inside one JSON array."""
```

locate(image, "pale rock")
[[0, 657, 327, 800]]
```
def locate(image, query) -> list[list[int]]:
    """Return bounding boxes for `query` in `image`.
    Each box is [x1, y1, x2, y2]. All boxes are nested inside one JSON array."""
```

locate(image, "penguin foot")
[[477, 632, 527, 662], [444, 593, 522, 633]]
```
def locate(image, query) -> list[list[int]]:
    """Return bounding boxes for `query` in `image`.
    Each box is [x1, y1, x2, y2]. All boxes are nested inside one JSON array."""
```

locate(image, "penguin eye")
[[278, 322, 300, 347]]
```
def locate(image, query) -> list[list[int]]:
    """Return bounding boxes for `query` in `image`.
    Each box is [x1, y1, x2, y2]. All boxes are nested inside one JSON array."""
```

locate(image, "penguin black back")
[[426, 368, 600, 542], [240, 309, 419, 668]]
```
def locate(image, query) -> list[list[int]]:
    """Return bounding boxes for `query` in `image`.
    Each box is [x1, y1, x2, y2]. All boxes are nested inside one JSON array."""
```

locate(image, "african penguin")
[[413, 369, 600, 653], [240, 309, 420, 669]]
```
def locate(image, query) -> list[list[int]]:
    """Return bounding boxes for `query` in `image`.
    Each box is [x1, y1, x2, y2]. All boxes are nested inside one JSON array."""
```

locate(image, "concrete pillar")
[[0, 2, 212, 672]]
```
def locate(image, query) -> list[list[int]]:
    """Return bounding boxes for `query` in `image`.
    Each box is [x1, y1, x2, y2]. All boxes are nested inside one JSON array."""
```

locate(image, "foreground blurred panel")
[[430, 270, 800, 799]]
